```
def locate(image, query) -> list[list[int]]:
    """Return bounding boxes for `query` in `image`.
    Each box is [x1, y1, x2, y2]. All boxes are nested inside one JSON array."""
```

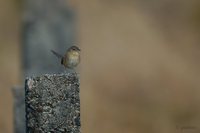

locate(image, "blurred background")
[[0, 0, 20, 132], [1, 0, 200, 133]]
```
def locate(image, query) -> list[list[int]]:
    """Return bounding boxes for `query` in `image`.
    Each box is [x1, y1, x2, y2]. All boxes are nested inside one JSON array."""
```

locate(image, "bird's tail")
[[51, 50, 64, 59]]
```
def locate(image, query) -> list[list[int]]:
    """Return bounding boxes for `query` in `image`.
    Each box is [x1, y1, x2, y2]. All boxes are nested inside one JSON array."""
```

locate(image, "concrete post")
[[12, 0, 76, 132], [25, 73, 80, 132]]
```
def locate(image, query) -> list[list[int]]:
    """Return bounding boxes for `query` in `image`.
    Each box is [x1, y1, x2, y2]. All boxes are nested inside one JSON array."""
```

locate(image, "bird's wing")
[[51, 50, 64, 59]]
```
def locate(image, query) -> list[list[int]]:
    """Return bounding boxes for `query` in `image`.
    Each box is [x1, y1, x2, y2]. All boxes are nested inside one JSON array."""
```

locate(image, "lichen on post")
[[25, 73, 80, 133]]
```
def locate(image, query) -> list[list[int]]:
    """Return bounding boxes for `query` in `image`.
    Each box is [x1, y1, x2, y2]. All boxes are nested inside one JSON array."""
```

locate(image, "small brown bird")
[[51, 46, 81, 69]]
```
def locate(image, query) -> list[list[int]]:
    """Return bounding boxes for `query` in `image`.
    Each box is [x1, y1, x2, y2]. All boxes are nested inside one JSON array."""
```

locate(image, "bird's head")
[[69, 46, 81, 52]]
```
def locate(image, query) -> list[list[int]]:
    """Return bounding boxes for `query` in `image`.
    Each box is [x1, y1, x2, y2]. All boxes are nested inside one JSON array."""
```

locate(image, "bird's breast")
[[66, 51, 80, 68]]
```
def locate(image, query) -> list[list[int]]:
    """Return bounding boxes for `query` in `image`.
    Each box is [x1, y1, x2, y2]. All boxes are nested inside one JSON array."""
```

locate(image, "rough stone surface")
[[25, 73, 80, 133], [12, 87, 26, 133]]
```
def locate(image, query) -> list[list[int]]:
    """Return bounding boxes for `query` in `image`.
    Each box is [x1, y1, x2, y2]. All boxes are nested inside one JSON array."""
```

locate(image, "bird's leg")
[[73, 68, 78, 77], [64, 67, 69, 74], [64, 67, 75, 74]]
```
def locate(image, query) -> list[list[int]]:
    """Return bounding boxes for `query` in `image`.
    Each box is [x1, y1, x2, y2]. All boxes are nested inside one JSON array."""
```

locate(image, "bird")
[[51, 46, 81, 69]]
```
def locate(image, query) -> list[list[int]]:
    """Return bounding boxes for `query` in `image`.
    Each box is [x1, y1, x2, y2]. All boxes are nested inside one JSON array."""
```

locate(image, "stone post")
[[25, 73, 80, 132], [12, 0, 76, 132]]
